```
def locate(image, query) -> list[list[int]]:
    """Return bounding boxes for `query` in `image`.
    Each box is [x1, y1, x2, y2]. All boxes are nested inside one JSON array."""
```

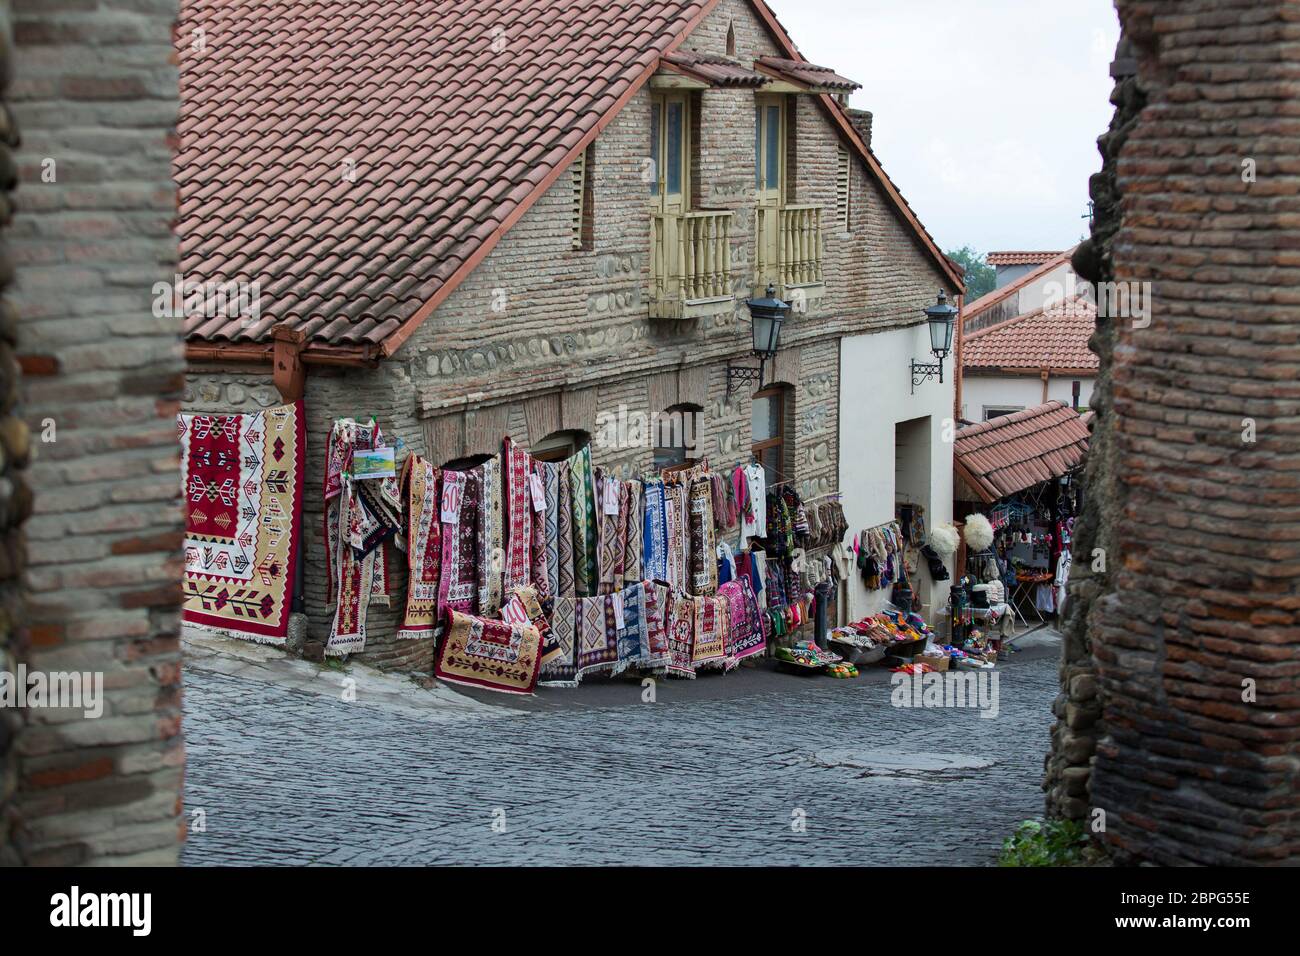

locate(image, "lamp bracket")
[[727, 359, 766, 397], [910, 359, 945, 394]]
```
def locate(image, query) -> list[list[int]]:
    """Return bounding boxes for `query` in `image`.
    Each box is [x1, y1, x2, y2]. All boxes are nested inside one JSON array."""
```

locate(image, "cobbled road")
[[181, 645, 1058, 866]]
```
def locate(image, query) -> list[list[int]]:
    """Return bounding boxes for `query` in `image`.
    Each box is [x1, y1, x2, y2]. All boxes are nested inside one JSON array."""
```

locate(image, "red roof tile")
[[177, 0, 711, 351], [963, 246, 1077, 323], [962, 296, 1099, 373], [986, 250, 1063, 266], [664, 50, 767, 87], [954, 401, 1090, 503], [755, 55, 860, 92]]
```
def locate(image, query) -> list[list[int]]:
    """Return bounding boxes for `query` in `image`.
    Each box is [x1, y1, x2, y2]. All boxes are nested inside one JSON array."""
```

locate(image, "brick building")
[[179, 0, 967, 666], [1046, 1, 1300, 865], [2, 0, 185, 865]]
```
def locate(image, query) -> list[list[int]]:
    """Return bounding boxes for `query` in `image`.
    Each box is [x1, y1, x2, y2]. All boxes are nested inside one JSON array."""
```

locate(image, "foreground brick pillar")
[[3, 0, 184, 865], [1084, 0, 1300, 865]]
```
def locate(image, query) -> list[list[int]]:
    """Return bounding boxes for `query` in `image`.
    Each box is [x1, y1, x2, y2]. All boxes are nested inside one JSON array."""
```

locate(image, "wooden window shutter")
[[836, 145, 851, 231], [571, 144, 594, 250]]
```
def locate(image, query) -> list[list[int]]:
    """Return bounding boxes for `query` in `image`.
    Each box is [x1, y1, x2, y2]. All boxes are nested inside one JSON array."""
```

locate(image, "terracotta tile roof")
[[962, 295, 1099, 372], [986, 250, 1063, 266], [176, 0, 711, 352], [755, 55, 860, 91], [963, 246, 1077, 323], [954, 400, 1090, 504], [663, 50, 767, 86]]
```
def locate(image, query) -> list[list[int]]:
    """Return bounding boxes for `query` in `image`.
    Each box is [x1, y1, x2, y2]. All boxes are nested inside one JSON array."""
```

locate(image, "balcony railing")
[[755, 203, 825, 294], [650, 210, 735, 319]]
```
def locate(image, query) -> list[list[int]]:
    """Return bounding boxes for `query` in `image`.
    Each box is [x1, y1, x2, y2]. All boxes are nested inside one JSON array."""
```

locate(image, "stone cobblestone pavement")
[[181, 640, 1059, 866]]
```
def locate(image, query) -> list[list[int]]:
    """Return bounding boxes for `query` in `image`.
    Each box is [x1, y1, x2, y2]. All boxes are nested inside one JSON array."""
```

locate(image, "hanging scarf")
[[396, 455, 442, 640]]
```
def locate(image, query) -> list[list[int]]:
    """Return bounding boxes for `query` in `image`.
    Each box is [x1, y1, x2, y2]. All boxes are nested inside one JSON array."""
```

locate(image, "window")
[[653, 403, 702, 471], [532, 429, 590, 463], [725, 21, 736, 56], [836, 144, 851, 231], [754, 94, 784, 202], [751, 386, 788, 486], [983, 405, 1023, 421], [571, 143, 594, 250], [650, 93, 689, 210]]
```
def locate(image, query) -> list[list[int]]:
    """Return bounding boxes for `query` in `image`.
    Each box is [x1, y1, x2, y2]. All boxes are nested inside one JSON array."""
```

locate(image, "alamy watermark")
[[152, 273, 262, 325], [594, 404, 699, 453], [891, 668, 1000, 719], [1043, 272, 1152, 329], [0, 665, 104, 719]]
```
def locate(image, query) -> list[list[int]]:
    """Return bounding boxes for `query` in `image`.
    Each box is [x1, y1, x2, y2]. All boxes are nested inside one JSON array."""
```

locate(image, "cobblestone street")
[[181, 639, 1059, 866]]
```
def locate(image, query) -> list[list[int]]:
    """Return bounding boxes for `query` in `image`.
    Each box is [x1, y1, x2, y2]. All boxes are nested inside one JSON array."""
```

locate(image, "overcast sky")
[[776, 0, 1121, 256]]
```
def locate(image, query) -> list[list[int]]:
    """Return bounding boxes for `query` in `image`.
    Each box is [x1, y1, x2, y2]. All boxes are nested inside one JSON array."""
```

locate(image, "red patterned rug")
[[436, 609, 543, 695], [179, 402, 304, 645]]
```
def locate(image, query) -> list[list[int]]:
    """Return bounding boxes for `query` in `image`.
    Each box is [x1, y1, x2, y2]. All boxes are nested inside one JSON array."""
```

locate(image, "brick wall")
[[1058, 1, 1300, 865], [183, 0, 957, 669], [4, 0, 184, 865]]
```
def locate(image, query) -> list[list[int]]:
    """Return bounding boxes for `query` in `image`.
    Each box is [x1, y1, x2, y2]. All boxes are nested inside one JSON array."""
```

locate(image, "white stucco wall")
[[960, 374, 1096, 421], [838, 323, 955, 627]]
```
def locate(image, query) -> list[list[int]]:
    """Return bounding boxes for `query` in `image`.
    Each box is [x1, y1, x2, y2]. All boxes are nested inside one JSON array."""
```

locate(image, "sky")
[[774, 0, 1122, 256]]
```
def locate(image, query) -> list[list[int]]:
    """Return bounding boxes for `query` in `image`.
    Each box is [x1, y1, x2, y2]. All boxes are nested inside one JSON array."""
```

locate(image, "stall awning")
[[954, 401, 1091, 504]]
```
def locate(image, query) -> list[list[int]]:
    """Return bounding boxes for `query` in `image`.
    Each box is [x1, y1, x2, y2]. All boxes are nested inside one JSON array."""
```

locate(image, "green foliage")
[[946, 245, 996, 300], [997, 818, 1101, 867]]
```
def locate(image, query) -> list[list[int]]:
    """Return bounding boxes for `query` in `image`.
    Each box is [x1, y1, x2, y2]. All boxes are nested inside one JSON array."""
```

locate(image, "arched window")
[[751, 384, 791, 485], [441, 452, 494, 472], [654, 403, 702, 471], [532, 428, 590, 463]]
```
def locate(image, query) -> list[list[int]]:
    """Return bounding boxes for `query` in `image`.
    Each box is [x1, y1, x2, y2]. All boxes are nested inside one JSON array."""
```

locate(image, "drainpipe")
[[1072, 379, 1081, 411], [272, 324, 308, 613]]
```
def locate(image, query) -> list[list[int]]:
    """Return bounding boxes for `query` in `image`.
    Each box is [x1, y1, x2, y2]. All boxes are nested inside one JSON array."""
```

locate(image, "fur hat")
[[928, 523, 961, 556], [963, 513, 994, 552]]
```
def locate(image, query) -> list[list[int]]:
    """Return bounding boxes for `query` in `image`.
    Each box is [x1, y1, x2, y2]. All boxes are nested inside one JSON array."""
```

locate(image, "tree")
[[946, 246, 995, 300]]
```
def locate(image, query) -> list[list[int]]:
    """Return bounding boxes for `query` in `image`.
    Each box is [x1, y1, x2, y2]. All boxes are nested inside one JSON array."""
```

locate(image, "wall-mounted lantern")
[[727, 283, 790, 396], [910, 290, 957, 394]]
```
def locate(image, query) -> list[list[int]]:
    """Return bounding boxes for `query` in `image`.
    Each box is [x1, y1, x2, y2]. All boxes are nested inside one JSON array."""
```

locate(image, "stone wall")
[[1048, 1, 1300, 866], [4, 0, 184, 865], [183, 0, 958, 670]]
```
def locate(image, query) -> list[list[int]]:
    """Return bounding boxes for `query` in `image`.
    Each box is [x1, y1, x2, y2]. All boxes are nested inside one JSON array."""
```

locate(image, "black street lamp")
[[911, 290, 958, 393], [727, 283, 790, 396]]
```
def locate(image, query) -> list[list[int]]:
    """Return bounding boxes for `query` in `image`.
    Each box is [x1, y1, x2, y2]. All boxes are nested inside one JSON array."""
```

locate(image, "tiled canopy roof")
[[962, 296, 1099, 372], [987, 251, 1063, 266], [755, 55, 860, 91], [663, 50, 767, 86], [954, 401, 1090, 503], [177, 0, 710, 351]]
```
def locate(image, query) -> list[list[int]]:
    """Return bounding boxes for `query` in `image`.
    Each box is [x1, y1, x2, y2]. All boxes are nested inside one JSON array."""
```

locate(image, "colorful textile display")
[[688, 476, 718, 595], [642, 478, 667, 582], [179, 402, 305, 645], [568, 445, 598, 597], [438, 468, 480, 617], [503, 437, 534, 595], [324, 419, 401, 656], [576, 593, 617, 677], [396, 454, 442, 640], [436, 609, 544, 695], [540, 596, 579, 686], [719, 576, 764, 661], [666, 594, 696, 679]]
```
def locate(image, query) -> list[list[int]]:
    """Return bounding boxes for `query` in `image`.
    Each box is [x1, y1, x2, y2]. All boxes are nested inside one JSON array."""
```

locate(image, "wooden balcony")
[[755, 203, 825, 302], [649, 210, 736, 320]]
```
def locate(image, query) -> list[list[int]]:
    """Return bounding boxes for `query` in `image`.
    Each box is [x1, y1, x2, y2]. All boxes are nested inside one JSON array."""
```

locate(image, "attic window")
[[571, 143, 594, 250], [836, 144, 851, 231], [725, 22, 736, 56]]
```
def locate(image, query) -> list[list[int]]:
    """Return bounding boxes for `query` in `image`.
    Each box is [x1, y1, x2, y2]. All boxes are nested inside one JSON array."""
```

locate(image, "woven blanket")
[[556, 461, 576, 598], [476, 456, 505, 615], [666, 594, 696, 679], [692, 595, 730, 671], [596, 472, 622, 590], [530, 460, 553, 602], [501, 584, 557, 666], [436, 609, 543, 695], [642, 581, 671, 672], [642, 479, 667, 582], [576, 593, 617, 677], [503, 437, 533, 594], [539, 595, 579, 686], [611, 582, 648, 676], [397, 455, 442, 640], [688, 477, 717, 596], [569, 445, 598, 596], [623, 479, 644, 584], [719, 576, 764, 661], [664, 482, 689, 594], [438, 469, 480, 616], [179, 402, 304, 645]]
